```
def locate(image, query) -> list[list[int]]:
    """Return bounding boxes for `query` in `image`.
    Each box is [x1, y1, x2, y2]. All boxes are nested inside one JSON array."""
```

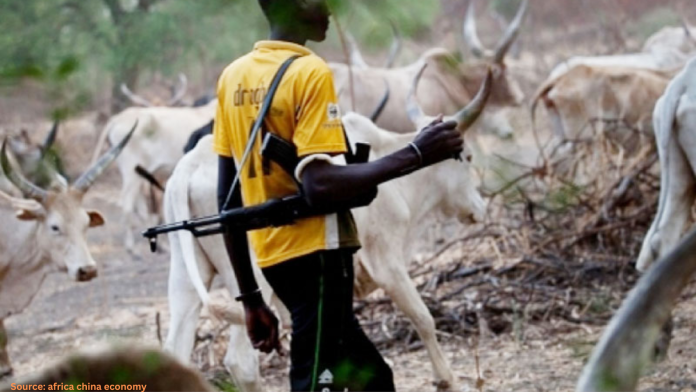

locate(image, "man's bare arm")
[[217, 156, 259, 298], [218, 156, 281, 354], [301, 119, 462, 206]]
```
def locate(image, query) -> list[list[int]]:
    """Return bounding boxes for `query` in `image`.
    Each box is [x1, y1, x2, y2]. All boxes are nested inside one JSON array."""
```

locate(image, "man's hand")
[[244, 297, 283, 354], [411, 115, 463, 167]]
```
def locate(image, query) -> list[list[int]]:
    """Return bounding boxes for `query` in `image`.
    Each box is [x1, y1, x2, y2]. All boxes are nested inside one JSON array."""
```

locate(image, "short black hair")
[[258, 0, 293, 18], [258, 0, 304, 27]]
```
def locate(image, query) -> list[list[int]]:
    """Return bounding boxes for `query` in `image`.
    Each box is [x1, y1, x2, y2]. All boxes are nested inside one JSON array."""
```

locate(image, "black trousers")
[[263, 249, 395, 392]]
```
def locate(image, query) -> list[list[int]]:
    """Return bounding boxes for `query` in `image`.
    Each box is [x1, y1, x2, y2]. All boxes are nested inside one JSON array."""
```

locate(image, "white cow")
[[91, 102, 216, 251], [549, 23, 696, 79], [330, 0, 527, 139], [0, 126, 135, 378], [531, 64, 676, 143], [161, 71, 492, 391], [637, 57, 696, 272]]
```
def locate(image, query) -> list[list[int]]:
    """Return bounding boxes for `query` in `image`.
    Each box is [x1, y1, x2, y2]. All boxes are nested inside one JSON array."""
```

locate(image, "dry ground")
[[2, 114, 696, 392], [3, 182, 696, 392]]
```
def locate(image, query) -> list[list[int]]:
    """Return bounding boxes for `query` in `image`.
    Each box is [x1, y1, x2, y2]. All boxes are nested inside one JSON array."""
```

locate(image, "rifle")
[[142, 133, 374, 253]]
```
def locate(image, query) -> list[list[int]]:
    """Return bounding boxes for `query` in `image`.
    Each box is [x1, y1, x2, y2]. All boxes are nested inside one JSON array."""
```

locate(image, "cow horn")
[[120, 83, 154, 107], [406, 62, 428, 125], [385, 22, 403, 69], [72, 121, 137, 193], [40, 120, 59, 157], [1, 140, 48, 201], [346, 32, 369, 69], [451, 68, 493, 129], [370, 79, 390, 123], [492, 0, 528, 64], [167, 73, 188, 106], [464, 0, 528, 63], [463, 0, 490, 59]]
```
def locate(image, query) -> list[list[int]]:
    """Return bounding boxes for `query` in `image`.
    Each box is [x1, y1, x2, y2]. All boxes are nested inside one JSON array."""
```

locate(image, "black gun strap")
[[222, 55, 301, 210]]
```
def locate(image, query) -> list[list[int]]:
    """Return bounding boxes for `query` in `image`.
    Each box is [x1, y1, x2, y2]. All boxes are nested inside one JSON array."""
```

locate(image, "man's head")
[[258, 0, 331, 43]]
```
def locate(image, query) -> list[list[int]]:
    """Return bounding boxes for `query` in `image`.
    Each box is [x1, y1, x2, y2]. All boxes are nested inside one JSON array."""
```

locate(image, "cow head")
[[407, 62, 492, 133], [120, 73, 188, 107], [406, 63, 493, 223], [406, 0, 526, 139], [6, 121, 66, 190], [0, 122, 136, 282], [462, 0, 527, 107]]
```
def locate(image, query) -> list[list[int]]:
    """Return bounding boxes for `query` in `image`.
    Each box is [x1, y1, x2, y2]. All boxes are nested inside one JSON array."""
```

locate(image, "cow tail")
[[164, 160, 212, 309]]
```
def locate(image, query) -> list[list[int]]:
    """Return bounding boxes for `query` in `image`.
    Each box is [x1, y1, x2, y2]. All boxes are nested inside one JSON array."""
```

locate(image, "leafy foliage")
[[0, 0, 439, 115]]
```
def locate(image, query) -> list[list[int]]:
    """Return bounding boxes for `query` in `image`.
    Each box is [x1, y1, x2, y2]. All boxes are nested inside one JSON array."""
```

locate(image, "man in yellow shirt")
[[214, 1, 465, 390]]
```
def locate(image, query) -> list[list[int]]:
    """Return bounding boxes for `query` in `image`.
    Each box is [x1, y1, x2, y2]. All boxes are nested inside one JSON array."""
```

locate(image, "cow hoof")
[[432, 379, 452, 392]]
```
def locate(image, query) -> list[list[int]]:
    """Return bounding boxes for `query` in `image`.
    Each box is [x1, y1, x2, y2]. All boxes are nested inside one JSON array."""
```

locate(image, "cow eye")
[[50, 225, 60, 233]]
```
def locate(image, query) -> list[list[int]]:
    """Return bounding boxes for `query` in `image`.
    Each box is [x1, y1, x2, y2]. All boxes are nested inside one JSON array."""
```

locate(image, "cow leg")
[[119, 170, 151, 252], [119, 176, 138, 252], [637, 137, 695, 271], [163, 236, 215, 362], [201, 236, 268, 390], [369, 254, 455, 390], [222, 325, 262, 392], [0, 319, 12, 379]]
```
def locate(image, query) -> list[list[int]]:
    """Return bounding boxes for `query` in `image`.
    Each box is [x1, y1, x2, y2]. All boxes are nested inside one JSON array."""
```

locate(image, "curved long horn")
[[345, 32, 369, 69], [385, 22, 403, 69], [450, 68, 493, 130], [1, 140, 48, 201], [463, 0, 490, 59], [40, 120, 59, 156], [406, 62, 428, 126], [120, 83, 154, 107], [492, 0, 528, 64], [167, 73, 188, 106], [72, 121, 137, 193], [370, 79, 390, 123]]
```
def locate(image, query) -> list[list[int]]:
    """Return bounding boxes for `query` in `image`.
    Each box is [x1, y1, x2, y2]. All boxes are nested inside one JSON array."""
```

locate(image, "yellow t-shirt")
[[213, 40, 360, 268]]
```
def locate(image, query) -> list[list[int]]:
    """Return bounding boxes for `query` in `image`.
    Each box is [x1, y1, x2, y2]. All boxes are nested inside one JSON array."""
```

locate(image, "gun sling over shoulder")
[[142, 56, 374, 252]]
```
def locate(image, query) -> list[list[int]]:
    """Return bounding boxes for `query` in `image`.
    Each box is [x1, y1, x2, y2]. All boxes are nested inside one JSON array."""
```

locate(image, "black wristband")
[[235, 288, 262, 303]]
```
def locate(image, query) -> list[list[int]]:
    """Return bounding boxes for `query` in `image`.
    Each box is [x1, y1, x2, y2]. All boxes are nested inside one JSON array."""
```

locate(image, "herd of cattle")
[[3, 1, 696, 391]]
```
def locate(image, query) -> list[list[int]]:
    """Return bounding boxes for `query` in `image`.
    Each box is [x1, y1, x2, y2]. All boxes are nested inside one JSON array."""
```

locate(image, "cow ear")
[[16, 208, 44, 221], [87, 210, 105, 227], [12, 199, 45, 221]]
